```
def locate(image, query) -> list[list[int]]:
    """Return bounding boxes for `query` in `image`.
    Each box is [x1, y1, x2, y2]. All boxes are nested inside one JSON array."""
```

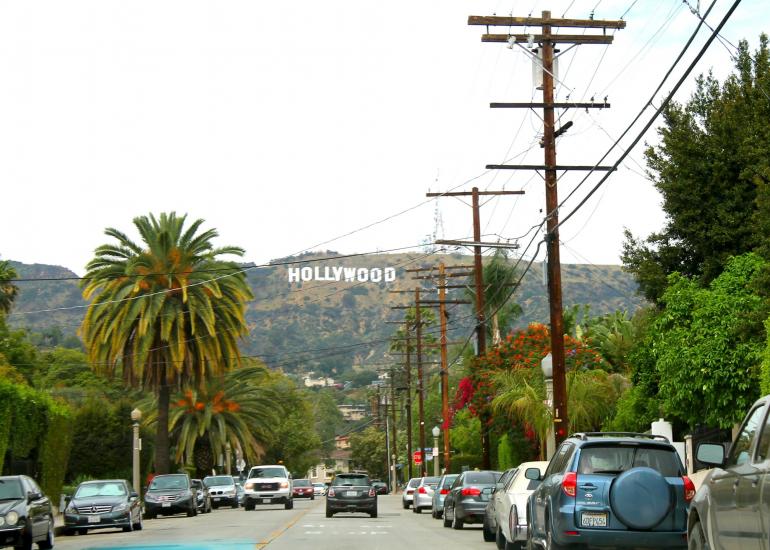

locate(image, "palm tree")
[[80, 213, 254, 474], [465, 249, 522, 344], [0, 261, 19, 315]]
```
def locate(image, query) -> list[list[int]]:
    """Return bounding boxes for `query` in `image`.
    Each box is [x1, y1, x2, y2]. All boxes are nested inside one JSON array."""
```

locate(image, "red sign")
[[413, 450, 423, 465]]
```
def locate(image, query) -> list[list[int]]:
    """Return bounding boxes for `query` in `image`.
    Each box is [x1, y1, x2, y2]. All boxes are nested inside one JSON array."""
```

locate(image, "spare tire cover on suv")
[[609, 467, 671, 529]]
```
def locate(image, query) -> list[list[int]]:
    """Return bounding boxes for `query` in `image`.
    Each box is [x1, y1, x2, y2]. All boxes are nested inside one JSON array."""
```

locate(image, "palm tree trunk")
[[155, 383, 171, 474]]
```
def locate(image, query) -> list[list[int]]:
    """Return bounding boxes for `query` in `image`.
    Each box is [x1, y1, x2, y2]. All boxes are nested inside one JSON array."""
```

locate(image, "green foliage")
[[39, 400, 74, 502], [496, 433, 515, 470], [604, 384, 660, 432], [312, 390, 345, 454], [647, 254, 765, 428], [0, 261, 19, 315], [763, 318, 770, 395], [350, 426, 386, 480], [624, 36, 770, 303], [66, 400, 133, 482]]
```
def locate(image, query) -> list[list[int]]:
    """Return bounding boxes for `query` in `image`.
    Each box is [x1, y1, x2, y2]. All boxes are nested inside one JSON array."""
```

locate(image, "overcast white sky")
[[1, 0, 767, 275]]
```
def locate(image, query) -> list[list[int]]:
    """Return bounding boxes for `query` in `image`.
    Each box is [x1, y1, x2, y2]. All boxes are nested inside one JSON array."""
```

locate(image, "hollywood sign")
[[288, 266, 397, 283]]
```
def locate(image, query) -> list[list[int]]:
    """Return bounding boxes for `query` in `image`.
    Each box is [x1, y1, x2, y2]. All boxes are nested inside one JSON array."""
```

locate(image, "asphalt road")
[[52, 495, 490, 550]]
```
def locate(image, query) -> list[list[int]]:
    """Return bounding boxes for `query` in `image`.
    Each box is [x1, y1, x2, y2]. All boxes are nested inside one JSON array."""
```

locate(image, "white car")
[[312, 482, 327, 496], [401, 478, 420, 509], [486, 461, 548, 549], [242, 465, 293, 510]]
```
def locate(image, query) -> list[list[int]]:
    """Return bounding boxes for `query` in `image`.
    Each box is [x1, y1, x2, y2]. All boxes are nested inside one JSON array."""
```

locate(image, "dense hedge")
[[0, 380, 74, 501]]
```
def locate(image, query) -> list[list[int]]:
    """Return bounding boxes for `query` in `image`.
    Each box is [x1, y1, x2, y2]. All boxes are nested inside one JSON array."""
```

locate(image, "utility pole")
[[438, 262, 450, 473], [415, 287, 427, 478], [389, 369, 398, 490], [468, 11, 625, 446], [430, 188, 524, 468]]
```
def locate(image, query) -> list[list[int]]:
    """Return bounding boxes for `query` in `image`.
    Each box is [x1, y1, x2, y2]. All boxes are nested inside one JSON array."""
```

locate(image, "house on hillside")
[[338, 404, 368, 421], [303, 373, 335, 388], [307, 448, 353, 484]]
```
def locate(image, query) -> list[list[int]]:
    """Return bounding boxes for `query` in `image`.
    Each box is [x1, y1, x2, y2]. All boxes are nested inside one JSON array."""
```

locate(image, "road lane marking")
[[254, 502, 318, 549]]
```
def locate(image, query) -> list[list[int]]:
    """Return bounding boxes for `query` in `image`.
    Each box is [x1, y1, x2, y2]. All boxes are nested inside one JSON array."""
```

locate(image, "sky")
[[1, 0, 768, 276]]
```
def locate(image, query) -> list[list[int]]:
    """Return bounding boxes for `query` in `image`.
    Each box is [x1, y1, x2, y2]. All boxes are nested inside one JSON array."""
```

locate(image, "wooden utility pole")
[[468, 11, 625, 446], [404, 326, 413, 479], [415, 287, 427, 477], [389, 370, 398, 489], [429, 188, 524, 468], [438, 262, 450, 473]]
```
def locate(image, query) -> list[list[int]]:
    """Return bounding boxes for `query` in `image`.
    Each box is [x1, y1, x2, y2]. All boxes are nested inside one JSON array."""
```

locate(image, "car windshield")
[[75, 482, 127, 498], [0, 479, 23, 500], [464, 472, 497, 485], [204, 476, 234, 487], [407, 478, 420, 488], [441, 475, 459, 488], [333, 475, 369, 486], [149, 475, 188, 491], [577, 445, 682, 476], [294, 479, 311, 487], [313, 483, 325, 487], [248, 467, 286, 478]]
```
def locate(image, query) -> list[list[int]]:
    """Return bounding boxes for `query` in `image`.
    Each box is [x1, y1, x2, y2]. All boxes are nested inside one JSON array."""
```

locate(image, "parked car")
[[371, 481, 388, 495], [63, 478, 142, 535], [688, 394, 770, 549], [481, 467, 520, 542], [292, 479, 315, 500], [0, 475, 54, 550], [191, 479, 212, 514], [243, 465, 293, 510], [143, 473, 197, 519], [312, 483, 327, 496], [431, 473, 458, 519], [484, 461, 548, 548], [325, 473, 377, 518], [443, 470, 501, 530], [412, 476, 440, 514], [401, 478, 420, 509], [527, 432, 693, 549], [203, 475, 239, 509]]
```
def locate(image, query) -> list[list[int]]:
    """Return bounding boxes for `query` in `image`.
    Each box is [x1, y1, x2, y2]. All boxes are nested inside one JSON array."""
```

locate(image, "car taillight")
[[406, 489, 414, 495], [327, 488, 336, 497], [368, 487, 376, 497], [562, 472, 577, 498], [682, 476, 696, 502], [418, 487, 427, 494], [461, 487, 481, 497], [440, 488, 449, 495]]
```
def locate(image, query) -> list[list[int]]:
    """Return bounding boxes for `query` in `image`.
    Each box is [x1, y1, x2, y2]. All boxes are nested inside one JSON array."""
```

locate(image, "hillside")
[[8, 252, 645, 376]]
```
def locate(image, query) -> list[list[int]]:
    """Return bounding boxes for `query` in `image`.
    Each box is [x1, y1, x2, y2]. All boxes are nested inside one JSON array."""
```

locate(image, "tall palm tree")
[[80, 213, 254, 474], [0, 260, 19, 315]]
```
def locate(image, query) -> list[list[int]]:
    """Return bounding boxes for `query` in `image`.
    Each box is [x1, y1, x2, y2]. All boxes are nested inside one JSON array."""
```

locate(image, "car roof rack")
[[570, 432, 670, 443]]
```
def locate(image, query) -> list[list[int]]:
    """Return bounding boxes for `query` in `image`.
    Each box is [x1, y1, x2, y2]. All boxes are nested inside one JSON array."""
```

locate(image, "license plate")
[[214, 498, 221, 502], [261, 499, 271, 504], [87, 515, 101, 523], [346, 491, 357, 496], [161, 502, 171, 508], [581, 512, 608, 527]]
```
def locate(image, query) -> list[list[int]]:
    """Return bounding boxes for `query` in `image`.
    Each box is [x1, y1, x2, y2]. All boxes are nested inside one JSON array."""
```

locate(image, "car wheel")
[[413, 505, 420, 514], [231, 501, 238, 509], [689, 520, 710, 550], [77, 529, 88, 536], [122, 518, 134, 532], [37, 517, 55, 550], [496, 526, 506, 549], [145, 512, 156, 520], [443, 506, 452, 528], [544, 513, 566, 550], [15, 532, 32, 550], [134, 512, 143, 531], [482, 515, 495, 542], [285, 499, 294, 510], [452, 508, 464, 530], [326, 508, 333, 518], [311, 495, 315, 500], [187, 505, 196, 517], [245, 500, 255, 511], [370, 506, 378, 518], [402, 500, 409, 509]]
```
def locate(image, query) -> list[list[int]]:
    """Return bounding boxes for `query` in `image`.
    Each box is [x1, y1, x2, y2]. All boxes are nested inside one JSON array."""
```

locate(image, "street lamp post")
[[131, 408, 142, 496], [225, 442, 232, 475], [432, 426, 440, 476], [541, 353, 556, 460]]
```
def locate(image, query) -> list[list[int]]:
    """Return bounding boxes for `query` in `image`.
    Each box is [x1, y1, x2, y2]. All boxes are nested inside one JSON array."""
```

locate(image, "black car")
[[0, 475, 54, 550], [63, 479, 143, 535], [442, 470, 501, 529], [325, 473, 377, 518], [203, 475, 239, 509], [371, 481, 388, 495], [143, 474, 197, 519], [191, 479, 212, 514]]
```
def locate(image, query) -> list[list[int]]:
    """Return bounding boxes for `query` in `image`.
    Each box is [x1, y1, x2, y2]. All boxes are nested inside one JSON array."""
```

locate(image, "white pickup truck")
[[242, 465, 293, 510]]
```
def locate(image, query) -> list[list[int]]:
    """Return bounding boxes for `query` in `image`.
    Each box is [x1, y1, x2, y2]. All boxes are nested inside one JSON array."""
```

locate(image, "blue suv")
[[525, 432, 694, 549]]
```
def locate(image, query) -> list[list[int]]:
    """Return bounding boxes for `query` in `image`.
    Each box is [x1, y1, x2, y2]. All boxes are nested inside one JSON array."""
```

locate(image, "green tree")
[[350, 426, 386, 480], [80, 213, 254, 474], [623, 36, 770, 303], [644, 253, 765, 428], [0, 260, 19, 315], [313, 390, 345, 455], [465, 249, 522, 344]]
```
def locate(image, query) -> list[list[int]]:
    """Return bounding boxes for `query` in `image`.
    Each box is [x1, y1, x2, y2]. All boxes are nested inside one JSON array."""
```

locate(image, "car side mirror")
[[696, 442, 726, 467], [27, 491, 42, 502], [524, 467, 542, 481], [129, 491, 138, 499]]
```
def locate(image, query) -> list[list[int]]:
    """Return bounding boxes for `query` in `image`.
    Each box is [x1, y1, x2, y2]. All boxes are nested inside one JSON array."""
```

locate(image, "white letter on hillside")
[[357, 268, 369, 282], [301, 267, 313, 281], [333, 266, 344, 281], [370, 268, 382, 282], [288, 267, 301, 283], [385, 268, 396, 282], [343, 267, 357, 282]]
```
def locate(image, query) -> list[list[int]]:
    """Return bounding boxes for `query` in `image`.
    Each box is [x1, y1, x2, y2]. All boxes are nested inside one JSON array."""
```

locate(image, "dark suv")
[[526, 432, 693, 549], [143, 474, 197, 519]]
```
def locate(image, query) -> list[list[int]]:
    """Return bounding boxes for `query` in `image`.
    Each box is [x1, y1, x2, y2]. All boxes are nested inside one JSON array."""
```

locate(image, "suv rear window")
[[333, 475, 369, 486], [577, 445, 682, 477], [464, 472, 497, 485]]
